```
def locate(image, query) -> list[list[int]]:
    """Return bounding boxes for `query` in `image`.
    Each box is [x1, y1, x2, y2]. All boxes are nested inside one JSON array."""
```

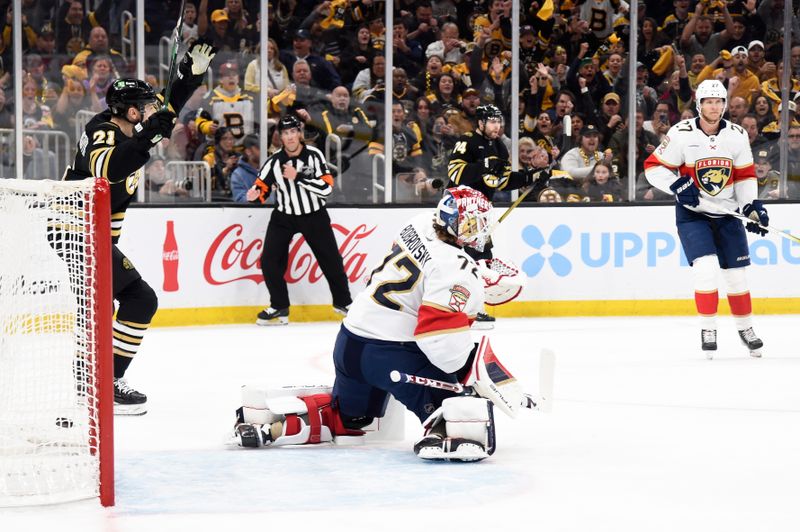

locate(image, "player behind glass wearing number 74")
[[231, 187, 543, 462], [644, 79, 767, 359]]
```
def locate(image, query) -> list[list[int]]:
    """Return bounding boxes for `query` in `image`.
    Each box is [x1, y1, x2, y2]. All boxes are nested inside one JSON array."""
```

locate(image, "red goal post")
[[0, 177, 114, 507]]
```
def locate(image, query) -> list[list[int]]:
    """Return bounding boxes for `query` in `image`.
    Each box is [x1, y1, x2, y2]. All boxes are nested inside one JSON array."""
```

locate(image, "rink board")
[[117, 204, 800, 326]]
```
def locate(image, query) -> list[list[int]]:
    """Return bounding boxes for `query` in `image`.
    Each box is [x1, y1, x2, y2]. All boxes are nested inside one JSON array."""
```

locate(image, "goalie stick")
[[698, 197, 800, 244], [389, 348, 555, 413], [162, 0, 187, 110]]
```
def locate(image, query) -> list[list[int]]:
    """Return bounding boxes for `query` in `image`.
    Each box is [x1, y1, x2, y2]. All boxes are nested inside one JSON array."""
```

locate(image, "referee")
[[247, 115, 352, 325]]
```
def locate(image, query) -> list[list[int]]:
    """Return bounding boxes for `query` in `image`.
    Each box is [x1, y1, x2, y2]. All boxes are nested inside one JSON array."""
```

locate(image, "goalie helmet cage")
[[0, 178, 114, 507]]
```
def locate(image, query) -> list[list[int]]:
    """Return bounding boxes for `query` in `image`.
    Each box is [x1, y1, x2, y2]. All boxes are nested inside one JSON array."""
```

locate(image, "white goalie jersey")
[[643, 118, 757, 212], [344, 213, 484, 374]]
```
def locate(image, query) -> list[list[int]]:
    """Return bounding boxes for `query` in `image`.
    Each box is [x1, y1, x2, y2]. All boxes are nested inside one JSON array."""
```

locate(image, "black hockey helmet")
[[277, 114, 303, 133], [106, 78, 158, 116], [476, 104, 504, 123]]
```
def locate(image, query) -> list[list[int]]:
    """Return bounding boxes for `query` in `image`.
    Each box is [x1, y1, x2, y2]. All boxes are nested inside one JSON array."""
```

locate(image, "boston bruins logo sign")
[[695, 157, 732, 196]]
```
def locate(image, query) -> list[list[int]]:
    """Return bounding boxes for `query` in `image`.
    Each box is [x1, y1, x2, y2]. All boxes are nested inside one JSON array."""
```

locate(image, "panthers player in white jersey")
[[644, 79, 769, 359], [233, 187, 527, 461]]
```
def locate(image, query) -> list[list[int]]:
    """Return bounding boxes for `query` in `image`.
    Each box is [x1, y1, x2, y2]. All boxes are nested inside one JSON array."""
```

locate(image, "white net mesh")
[[0, 178, 104, 506]]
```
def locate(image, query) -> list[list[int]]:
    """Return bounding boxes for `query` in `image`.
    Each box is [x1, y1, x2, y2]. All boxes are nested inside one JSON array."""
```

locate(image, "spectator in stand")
[[531, 111, 561, 161], [760, 62, 800, 118], [411, 54, 444, 98], [407, 1, 441, 52], [170, 110, 203, 162], [198, 7, 240, 54], [391, 68, 419, 106], [383, 101, 427, 203], [279, 29, 341, 92], [352, 54, 386, 103], [409, 97, 433, 137], [740, 113, 767, 151], [687, 53, 707, 89], [640, 18, 671, 56], [84, 56, 116, 112], [749, 94, 774, 130], [597, 92, 624, 144], [144, 155, 191, 202], [340, 25, 376, 88], [55, 0, 110, 57], [745, 40, 774, 82], [660, 54, 694, 114], [446, 87, 480, 137], [72, 26, 127, 76], [196, 61, 257, 148], [231, 134, 261, 203], [202, 126, 239, 200], [268, 59, 327, 143], [643, 101, 673, 141], [28, 22, 61, 84], [425, 21, 464, 66], [21, 75, 53, 130], [391, 19, 424, 79], [560, 124, 609, 185], [245, 38, 289, 96], [785, 124, 800, 199], [660, 0, 694, 42], [753, 148, 780, 200], [680, 4, 735, 64], [791, 44, 800, 79], [697, 46, 759, 104], [603, 53, 625, 87], [726, 96, 749, 125], [418, 114, 455, 198], [547, 89, 576, 137], [51, 71, 91, 138], [517, 137, 537, 172], [21, 134, 57, 180], [0, 88, 13, 128], [428, 72, 460, 113], [584, 162, 624, 202]]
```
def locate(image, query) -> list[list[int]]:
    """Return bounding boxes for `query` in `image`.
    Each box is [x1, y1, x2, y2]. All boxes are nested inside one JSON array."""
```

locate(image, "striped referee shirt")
[[256, 145, 334, 214]]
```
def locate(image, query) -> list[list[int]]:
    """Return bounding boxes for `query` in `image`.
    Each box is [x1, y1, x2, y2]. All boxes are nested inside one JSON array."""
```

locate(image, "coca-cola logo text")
[[203, 223, 375, 286]]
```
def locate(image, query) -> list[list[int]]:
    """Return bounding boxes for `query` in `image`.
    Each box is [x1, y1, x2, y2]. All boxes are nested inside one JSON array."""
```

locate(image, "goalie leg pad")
[[462, 336, 524, 418], [414, 396, 495, 462], [233, 393, 363, 448]]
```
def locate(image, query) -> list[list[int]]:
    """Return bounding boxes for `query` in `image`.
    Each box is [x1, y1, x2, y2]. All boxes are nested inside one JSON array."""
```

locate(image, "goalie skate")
[[738, 327, 763, 358], [414, 435, 489, 462]]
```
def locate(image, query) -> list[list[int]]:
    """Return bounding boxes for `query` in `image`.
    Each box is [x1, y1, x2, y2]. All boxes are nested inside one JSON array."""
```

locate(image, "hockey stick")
[[389, 348, 555, 413], [162, 0, 187, 110], [698, 197, 800, 244]]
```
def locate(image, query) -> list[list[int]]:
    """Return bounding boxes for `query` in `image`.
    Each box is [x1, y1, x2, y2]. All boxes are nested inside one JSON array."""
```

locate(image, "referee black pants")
[[260, 208, 352, 311]]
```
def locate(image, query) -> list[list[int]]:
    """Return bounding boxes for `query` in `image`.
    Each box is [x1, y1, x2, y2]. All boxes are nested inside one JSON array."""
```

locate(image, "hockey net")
[[0, 178, 114, 507]]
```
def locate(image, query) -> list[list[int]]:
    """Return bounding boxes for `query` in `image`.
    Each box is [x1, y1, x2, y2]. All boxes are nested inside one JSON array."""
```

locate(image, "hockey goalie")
[[231, 186, 547, 462]]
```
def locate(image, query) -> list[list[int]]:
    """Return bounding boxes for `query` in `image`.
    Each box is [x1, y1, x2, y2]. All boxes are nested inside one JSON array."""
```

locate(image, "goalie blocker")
[[230, 337, 534, 463]]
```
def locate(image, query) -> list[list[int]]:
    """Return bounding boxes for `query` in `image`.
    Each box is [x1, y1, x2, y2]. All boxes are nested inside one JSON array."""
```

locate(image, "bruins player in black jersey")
[[64, 43, 216, 415], [447, 104, 550, 328]]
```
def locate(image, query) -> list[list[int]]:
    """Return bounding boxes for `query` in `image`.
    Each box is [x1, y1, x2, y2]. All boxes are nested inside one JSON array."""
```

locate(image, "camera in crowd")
[[174, 178, 193, 192]]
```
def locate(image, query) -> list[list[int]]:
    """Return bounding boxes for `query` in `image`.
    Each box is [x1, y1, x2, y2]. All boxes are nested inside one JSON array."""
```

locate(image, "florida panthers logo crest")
[[695, 158, 732, 196]]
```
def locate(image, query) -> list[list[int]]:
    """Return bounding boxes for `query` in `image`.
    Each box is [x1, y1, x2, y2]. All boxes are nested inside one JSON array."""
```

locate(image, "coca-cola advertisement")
[[118, 208, 418, 309]]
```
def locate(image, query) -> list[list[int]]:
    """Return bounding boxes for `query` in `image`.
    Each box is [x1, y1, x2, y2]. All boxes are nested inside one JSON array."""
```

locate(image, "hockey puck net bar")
[[0, 178, 114, 507]]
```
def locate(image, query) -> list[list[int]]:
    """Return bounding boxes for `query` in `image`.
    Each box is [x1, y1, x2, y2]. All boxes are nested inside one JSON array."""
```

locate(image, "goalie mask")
[[435, 186, 493, 252]]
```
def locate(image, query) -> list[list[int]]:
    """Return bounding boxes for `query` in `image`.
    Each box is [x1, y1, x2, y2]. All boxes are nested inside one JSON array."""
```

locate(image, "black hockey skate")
[[113, 378, 147, 416], [738, 327, 763, 358], [471, 312, 495, 330], [256, 307, 289, 326], [701, 329, 717, 360]]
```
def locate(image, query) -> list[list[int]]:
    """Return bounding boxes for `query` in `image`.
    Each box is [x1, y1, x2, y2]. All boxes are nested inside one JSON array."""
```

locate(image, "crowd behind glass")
[[5, 0, 800, 203]]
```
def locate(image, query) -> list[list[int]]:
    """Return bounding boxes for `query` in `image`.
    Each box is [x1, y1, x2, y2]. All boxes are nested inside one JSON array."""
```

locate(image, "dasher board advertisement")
[[118, 205, 800, 325]]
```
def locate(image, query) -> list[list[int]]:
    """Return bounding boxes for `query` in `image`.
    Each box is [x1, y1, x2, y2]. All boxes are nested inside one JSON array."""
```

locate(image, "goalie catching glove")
[[477, 257, 527, 306]]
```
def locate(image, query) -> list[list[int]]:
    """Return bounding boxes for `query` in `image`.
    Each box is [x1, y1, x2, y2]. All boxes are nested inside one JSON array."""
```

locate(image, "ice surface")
[[2, 315, 799, 532]]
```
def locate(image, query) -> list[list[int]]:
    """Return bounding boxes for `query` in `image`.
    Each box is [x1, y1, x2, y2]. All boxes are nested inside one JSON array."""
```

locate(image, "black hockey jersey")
[[65, 75, 202, 243], [446, 131, 529, 201]]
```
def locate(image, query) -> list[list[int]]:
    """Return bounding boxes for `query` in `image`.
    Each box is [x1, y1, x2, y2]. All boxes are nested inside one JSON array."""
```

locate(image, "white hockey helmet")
[[695, 79, 727, 115]]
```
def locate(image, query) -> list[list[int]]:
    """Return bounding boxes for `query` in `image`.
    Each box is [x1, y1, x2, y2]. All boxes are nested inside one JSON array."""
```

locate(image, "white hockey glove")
[[477, 257, 527, 306], [179, 43, 216, 78]]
